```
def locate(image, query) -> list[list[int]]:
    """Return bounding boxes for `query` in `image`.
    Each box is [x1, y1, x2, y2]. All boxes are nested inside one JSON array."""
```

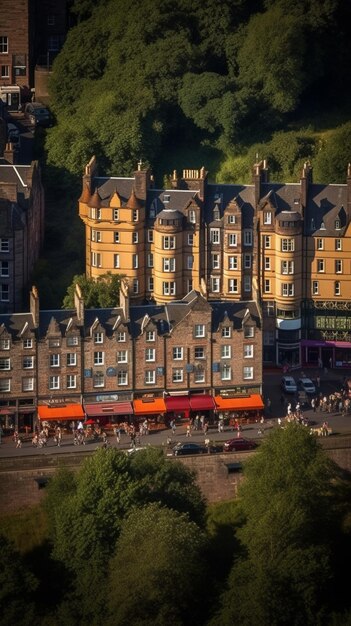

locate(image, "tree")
[[62, 272, 124, 308], [212, 424, 349, 626], [43, 448, 206, 624], [0, 535, 38, 626], [313, 122, 351, 183], [107, 503, 208, 626]]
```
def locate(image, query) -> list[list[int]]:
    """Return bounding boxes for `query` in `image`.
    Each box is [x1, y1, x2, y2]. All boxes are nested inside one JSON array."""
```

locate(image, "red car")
[[223, 437, 257, 452]]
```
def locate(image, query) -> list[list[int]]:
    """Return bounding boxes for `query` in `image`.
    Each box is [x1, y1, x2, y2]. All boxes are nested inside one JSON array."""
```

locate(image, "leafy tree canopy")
[[107, 502, 208, 626], [0, 535, 38, 626], [46, 0, 351, 178], [212, 424, 351, 626], [62, 272, 124, 308]]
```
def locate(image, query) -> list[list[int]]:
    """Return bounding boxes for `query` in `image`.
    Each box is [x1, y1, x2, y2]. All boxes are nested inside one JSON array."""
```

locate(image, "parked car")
[[298, 377, 316, 395], [281, 375, 297, 393], [223, 437, 257, 452], [24, 102, 52, 127], [172, 442, 206, 456]]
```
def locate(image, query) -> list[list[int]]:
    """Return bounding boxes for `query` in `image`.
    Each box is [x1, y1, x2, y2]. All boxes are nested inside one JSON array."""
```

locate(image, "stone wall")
[[1, 437, 350, 515]]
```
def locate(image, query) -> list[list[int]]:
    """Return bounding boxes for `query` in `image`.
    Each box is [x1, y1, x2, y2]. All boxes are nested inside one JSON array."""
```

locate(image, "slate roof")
[[211, 300, 261, 332]]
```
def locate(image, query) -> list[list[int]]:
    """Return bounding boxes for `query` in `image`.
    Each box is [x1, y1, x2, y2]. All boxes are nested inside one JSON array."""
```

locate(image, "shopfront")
[[189, 394, 216, 421], [84, 401, 134, 427], [133, 397, 166, 428], [301, 339, 351, 368], [37, 403, 85, 425], [214, 394, 264, 423], [164, 395, 190, 421]]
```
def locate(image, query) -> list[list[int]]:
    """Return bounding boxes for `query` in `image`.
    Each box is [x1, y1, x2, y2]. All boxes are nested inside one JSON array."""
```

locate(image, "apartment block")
[[78, 158, 351, 368], [0, 284, 262, 431]]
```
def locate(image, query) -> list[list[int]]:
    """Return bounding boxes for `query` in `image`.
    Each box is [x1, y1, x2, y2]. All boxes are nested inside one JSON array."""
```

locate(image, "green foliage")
[[313, 121, 351, 183], [0, 504, 48, 554], [107, 502, 208, 625], [43, 448, 206, 623], [62, 272, 124, 308], [0, 535, 38, 626], [212, 424, 348, 626]]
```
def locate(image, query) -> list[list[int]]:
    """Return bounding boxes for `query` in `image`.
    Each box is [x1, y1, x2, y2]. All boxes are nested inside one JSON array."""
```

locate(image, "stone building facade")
[[78, 157, 351, 368], [0, 157, 44, 313], [0, 284, 262, 431]]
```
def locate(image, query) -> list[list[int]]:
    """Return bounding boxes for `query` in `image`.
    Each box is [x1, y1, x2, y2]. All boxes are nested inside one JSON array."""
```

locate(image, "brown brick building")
[[0, 283, 262, 431], [0, 156, 44, 312], [0, 0, 71, 106]]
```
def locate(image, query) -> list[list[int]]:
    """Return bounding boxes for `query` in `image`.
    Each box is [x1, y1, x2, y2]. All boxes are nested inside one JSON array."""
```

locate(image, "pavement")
[[0, 366, 350, 459]]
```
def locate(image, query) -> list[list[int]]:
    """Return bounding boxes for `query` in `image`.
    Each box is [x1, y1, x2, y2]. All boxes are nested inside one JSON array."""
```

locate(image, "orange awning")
[[214, 394, 264, 412], [38, 404, 85, 421], [133, 398, 166, 415]]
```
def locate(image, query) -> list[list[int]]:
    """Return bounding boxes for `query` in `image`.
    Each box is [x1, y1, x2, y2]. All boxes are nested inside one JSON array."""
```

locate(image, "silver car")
[[298, 377, 316, 395], [281, 376, 297, 393]]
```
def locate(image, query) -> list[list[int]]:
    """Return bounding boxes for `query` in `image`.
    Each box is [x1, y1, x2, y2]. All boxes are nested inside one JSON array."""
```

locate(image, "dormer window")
[[228, 215, 236, 224], [335, 219, 341, 230], [213, 208, 220, 221], [163, 194, 170, 203], [263, 212, 272, 225], [320, 221, 326, 230]]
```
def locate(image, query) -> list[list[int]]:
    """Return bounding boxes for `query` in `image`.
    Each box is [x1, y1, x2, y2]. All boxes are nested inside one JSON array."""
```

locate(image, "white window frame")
[[163, 257, 175, 272], [173, 347, 183, 360], [0, 261, 9, 277], [147, 276, 154, 291], [281, 238, 295, 252], [210, 228, 220, 244], [221, 364, 231, 381], [23, 356, 34, 369], [133, 254, 139, 269], [0, 37, 9, 54], [22, 377, 34, 392], [132, 279, 139, 294], [282, 283, 294, 297], [263, 212, 272, 225], [228, 233, 237, 247], [244, 254, 251, 269], [117, 331, 126, 342], [194, 368, 205, 383], [221, 345, 231, 359], [94, 351, 104, 366], [228, 278, 238, 293], [187, 256, 194, 269], [244, 326, 255, 338], [117, 350, 128, 363], [0, 238, 9, 252], [194, 324, 205, 338], [67, 353, 77, 366], [163, 236, 175, 250], [264, 279, 270, 293], [66, 375, 77, 389], [91, 252, 101, 267], [67, 336, 79, 346], [145, 370, 156, 384], [93, 372, 104, 388], [133, 232, 139, 243], [312, 281, 319, 295], [94, 332, 103, 344], [211, 276, 220, 292], [23, 339, 33, 349], [317, 259, 325, 273], [114, 254, 120, 268], [147, 253, 153, 268], [49, 375, 60, 390], [172, 368, 183, 383], [335, 259, 342, 273], [146, 331, 155, 342], [222, 327, 231, 338], [117, 370, 128, 386], [335, 281, 341, 296], [243, 366, 253, 380], [194, 346, 205, 360], [317, 238, 324, 250], [114, 232, 120, 243], [162, 281, 176, 295], [244, 344, 254, 358], [113, 209, 119, 221], [189, 210, 196, 223], [49, 354, 60, 367], [228, 214, 236, 224], [228, 256, 238, 270], [0, 357, 10, 370], [264, 257, 271, 270], [281, 260, 294, 274], [0, 379, 10, 392], [188, 234, 194, 246], [145, 348, 156, 362], [335, 239, 342, 251], [0, 284, 9, 301], [148, 230, 154, 242]]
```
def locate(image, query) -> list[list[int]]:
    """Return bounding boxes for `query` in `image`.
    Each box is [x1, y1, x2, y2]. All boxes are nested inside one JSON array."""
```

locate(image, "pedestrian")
[[170, 419, 176, 435], [130, 430, 136, 449], [311, 397, 316, 412], [143, 419, 149, 435], [16, 436, 22, 448], [113, 425, 121, 444], [186, 424, 191, 437], [316, 375, 320, 388], [203, 421, 209, 434], [266, 398, 272, 414]]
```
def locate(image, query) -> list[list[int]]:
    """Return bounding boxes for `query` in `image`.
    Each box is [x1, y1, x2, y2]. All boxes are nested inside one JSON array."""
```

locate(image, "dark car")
[[172, 442, 207, 456], [24, 102, 53, 127], [223, 437, 257, 452]]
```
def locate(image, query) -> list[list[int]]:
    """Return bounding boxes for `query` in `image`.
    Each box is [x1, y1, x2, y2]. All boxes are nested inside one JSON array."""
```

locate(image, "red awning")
[[37, 404, 85, 421], [214, 394, 264, 412], [165, 396, 191, 412], [133, 398, 166, 415], [189, 394, 215, 411], [84, 401, 133, 417]]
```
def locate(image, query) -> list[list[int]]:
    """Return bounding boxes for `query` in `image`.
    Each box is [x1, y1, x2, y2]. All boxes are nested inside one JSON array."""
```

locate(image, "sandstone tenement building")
[[78, 157, 351, 368], [0, 284, 262, 431]]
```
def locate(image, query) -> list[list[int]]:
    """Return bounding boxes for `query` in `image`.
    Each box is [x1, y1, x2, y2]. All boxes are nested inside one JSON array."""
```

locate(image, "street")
[[0, 367, 350, 459]]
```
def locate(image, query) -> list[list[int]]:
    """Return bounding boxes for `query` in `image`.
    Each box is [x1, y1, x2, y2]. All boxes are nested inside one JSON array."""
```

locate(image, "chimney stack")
[[74, 283, 85, 323], [119, 279, 130, 322], [30, 285, 40, 327]]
